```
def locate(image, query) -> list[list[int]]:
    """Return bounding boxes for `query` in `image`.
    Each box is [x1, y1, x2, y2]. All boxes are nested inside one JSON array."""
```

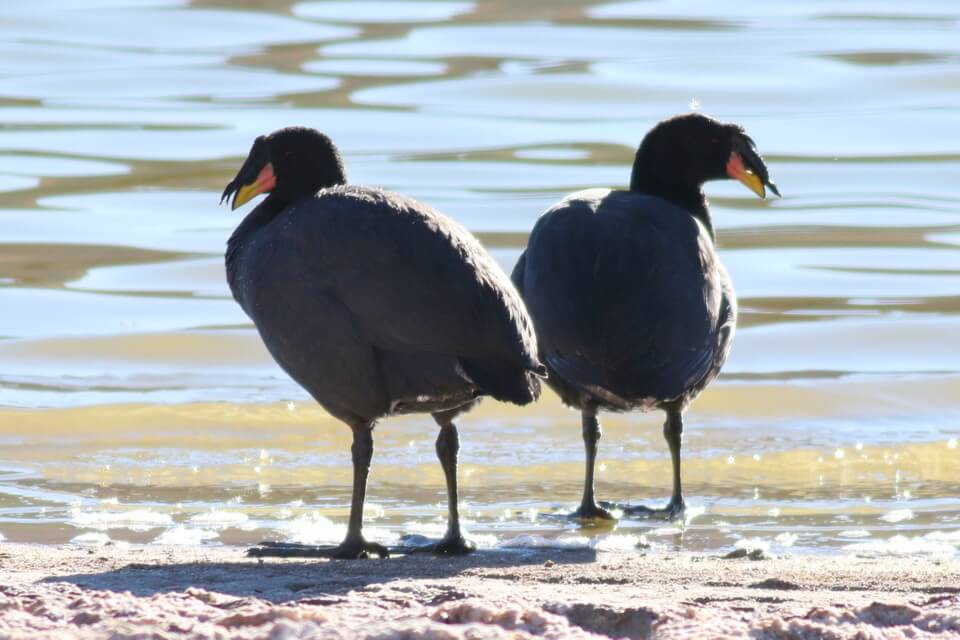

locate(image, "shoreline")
[[1, 543, 958, 638]]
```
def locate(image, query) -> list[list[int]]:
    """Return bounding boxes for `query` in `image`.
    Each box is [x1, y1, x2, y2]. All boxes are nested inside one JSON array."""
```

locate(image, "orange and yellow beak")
[[230, 163, 277, 210], [726, 152, 768, 199]]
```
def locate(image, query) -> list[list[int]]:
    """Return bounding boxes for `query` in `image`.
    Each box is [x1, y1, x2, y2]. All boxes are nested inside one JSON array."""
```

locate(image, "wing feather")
[[284, 186, 540, 372], [519, 189, 723, 402]]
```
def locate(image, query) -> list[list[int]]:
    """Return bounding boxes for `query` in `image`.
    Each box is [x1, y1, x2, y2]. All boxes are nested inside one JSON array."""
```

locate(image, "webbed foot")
[[248, 537, 390, 559], [601, 497, 685, 521], [405, 533, 476, 555], [571, 500, 617, 521]]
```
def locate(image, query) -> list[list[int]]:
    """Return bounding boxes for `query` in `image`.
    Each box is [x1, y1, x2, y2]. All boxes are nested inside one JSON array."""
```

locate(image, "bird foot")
[[404, 533, 476, 555], [600, 498, 685, 521], [571, 500, 617, 521], [247, 538, 391, 560]]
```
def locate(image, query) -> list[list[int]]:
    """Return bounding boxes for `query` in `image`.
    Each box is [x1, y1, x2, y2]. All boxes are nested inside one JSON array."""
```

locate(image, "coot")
[[222, 127, 544, 557], [511, 113, 778, 519]]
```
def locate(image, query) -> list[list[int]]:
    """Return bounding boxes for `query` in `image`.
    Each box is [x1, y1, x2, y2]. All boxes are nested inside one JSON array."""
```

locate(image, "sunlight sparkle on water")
[[154, 526, 219, 545], [71, 532, 113, 546], [2, 0, 960, 558], [845, 535, 956, 558], [880, 509, 915, 524]]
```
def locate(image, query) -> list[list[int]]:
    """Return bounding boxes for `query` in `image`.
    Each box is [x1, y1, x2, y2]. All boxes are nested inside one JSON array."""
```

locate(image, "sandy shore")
[[1, 543, 958, 639]]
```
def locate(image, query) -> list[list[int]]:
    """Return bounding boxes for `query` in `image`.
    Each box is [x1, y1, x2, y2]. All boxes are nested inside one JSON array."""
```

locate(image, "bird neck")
[[225, 195, 288, 284], [629, 166, 715, 239]]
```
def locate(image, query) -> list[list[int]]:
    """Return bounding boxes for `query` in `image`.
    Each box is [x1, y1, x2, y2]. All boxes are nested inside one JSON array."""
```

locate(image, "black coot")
[[222, 127, 544, 557], [512, 113, 779, 519]]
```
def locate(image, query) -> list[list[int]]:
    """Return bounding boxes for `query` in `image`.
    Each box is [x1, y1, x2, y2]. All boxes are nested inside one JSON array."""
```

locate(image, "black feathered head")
[[630, 113, 780, 199], [221, 127, 347, 210]]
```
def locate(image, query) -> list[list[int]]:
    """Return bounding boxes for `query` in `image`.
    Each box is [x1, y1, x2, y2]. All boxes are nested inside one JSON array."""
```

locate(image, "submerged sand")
[[0, 542, 958, 638]]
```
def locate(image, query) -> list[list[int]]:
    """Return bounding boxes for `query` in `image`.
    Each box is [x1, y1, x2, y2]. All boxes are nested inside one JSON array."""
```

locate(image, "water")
[[1, 0, 959, 557]]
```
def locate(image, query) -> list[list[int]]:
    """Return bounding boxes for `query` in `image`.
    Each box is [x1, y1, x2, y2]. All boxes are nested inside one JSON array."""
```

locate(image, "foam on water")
[[499, 535, 591, 550], [153, 526, 219, 546], [467, 533, 499, 549], [188, 510, 253, 530], [593, 534, 644, 552], [733, 538, 771, 553], [491, 533, 655, 553], [70, 507, 173, 532], [402, 521, 449, 537], [70, 532, 113, 546], [276, 513, 345, 545], [775, 532, 799, 548], [844, 535, 957, 558], [879, 509, 915, 523], [683, 505, 707, 526], [925, 530, 960, 542], [649, 527, 683, 537], [274, 512, 398, 546]]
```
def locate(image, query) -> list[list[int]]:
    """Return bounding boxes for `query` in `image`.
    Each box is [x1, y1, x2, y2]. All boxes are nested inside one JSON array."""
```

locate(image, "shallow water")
[[1, 0, 959, 558]]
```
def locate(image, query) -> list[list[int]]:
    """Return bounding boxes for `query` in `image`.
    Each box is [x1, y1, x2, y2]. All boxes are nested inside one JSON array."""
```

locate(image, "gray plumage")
[[223, 127, 542, 558], [512, 113, 778, 519], [229, 185, 542, 420], [514, 188, 734, 412]]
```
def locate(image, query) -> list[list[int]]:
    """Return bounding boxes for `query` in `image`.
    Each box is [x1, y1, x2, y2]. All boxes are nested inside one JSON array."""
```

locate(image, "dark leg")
[[573, 404, 615, 520], [603, 406, 686, 520], [249, 422, 390, 560], [410, 412, 475, 554], [335, 424, 390, 557], [662, 407, 685, 517]]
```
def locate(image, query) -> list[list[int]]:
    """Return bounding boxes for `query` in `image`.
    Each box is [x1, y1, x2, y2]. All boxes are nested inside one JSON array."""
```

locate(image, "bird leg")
[[663, 407, 686, 517], [610, 408, 686, 520], [248, 423, 390, 560], [572, 405, 615, 520], [409, 414, 476, 554]]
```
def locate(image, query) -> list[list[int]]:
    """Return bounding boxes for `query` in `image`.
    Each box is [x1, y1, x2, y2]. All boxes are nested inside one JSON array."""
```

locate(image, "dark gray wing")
[[285, 186, 541, 374], [519, 189, 723, 402]]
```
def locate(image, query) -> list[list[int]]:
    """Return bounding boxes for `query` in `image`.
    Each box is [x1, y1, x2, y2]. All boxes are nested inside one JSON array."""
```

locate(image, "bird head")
[[631, 113, 780, 199], [221, 127, 347, 210]]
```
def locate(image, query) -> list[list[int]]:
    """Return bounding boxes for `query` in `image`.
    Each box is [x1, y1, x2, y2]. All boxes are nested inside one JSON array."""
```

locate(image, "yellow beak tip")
[[231, 184, 259, 210], [738, 172, 766, 200]]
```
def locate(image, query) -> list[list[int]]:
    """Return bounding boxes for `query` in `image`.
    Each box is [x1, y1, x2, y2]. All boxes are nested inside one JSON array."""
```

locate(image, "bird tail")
[[458, 357, 543, 405]]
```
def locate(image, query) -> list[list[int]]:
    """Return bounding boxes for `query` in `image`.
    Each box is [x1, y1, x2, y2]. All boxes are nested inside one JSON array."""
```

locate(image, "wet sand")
[[1, 543, 957, 638]]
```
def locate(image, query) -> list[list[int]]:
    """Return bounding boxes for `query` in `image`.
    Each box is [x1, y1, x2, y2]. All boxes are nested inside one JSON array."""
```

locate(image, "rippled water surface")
[[1, 0, 959, 557]]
